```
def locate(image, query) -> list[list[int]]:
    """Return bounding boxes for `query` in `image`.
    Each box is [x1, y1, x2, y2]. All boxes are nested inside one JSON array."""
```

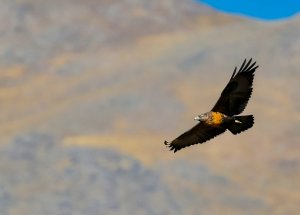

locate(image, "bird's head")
[[194, 113, 209, 122]]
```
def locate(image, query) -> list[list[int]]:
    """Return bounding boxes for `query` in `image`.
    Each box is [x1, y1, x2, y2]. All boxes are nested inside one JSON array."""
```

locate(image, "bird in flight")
[[165, 58, 258, 153]]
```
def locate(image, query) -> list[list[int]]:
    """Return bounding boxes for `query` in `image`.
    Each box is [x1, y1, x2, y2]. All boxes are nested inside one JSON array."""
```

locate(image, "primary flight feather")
[[165, 58, 258, 152]]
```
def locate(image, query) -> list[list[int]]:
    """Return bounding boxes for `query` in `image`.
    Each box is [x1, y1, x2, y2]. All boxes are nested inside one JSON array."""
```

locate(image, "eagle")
[[165, 58, 258, 152]]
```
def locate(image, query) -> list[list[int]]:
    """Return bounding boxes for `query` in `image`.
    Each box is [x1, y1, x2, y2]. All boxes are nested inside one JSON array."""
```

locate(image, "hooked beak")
[[194, 116, 201, 121]]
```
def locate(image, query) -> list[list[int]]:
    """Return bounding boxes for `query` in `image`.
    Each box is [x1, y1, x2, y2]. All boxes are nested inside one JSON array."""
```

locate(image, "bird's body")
[[165, 59, 258, 152]]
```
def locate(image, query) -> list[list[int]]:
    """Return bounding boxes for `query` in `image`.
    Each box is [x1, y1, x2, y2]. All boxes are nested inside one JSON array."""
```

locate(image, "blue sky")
[[196, 0, 300, 20]]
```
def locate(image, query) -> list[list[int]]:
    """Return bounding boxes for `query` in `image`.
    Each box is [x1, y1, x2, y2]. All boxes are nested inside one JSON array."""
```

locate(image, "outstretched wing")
[[165, 123, 226, 153], [211, 59, 258, 116]]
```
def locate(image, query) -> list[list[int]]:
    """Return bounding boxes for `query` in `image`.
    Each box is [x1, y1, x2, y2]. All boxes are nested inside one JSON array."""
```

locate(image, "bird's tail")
[[228, 115, 254, 135]]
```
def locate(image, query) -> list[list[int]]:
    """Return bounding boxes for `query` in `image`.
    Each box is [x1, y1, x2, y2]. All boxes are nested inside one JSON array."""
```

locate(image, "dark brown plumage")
[[165, 58, 258, 153]]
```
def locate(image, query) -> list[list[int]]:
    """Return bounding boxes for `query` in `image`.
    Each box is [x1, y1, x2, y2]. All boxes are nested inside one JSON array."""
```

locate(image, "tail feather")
[[228, 115, 254, 135]]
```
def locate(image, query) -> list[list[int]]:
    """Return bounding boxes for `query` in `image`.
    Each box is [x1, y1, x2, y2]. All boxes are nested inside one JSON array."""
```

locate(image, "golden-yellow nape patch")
[[211, 112, 224, 126]]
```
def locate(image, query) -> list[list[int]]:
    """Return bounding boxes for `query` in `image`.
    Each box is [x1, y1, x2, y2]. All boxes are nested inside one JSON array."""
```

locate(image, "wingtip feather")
[[164, 140, 178, 153], [238, 58, 259, 74], [230, 67, 237, 80], [243, 58, 252, 72], [238, 59, 247, 73]]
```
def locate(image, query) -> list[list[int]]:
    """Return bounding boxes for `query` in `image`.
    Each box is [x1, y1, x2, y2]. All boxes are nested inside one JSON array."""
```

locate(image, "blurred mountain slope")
[[0, 0, 299, 214], [0, 133, 266, 215]]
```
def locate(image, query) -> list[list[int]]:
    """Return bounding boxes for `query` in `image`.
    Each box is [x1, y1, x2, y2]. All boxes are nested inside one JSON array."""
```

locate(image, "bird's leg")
[[234, 119, 242, 123]]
